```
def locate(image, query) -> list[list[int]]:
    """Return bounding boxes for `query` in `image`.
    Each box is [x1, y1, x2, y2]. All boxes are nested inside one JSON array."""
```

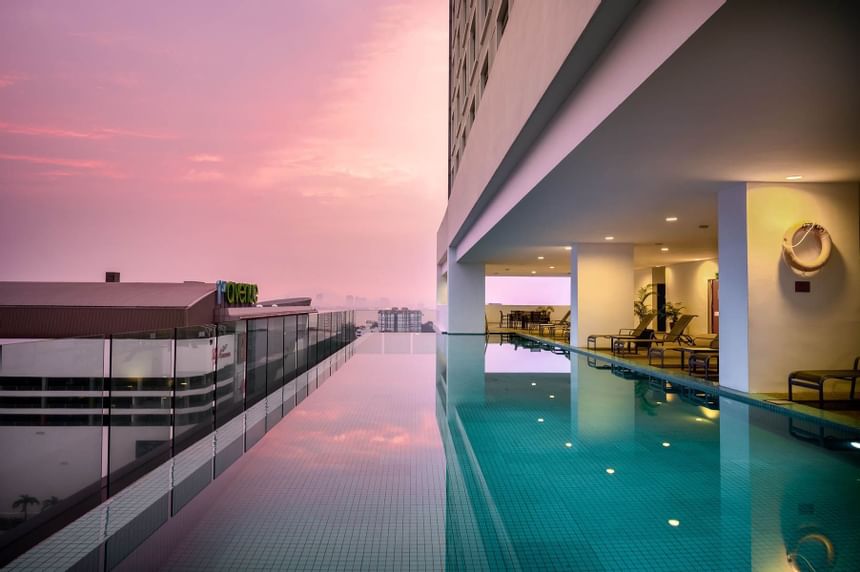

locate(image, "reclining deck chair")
[[586, 312, 656, 351], [643, 314, 697, 353]]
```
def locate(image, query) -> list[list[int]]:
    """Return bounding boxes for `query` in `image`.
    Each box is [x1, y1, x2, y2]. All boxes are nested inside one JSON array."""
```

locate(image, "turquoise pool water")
[[112, 333, 860, 571]]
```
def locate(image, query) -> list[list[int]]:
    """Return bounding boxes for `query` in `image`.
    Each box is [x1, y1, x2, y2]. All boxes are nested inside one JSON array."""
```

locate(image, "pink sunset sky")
[[0, 0, 448, 308]]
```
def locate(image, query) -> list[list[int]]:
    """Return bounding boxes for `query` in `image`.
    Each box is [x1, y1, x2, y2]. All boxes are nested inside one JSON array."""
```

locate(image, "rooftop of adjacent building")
[[0, 281, 216, 308]]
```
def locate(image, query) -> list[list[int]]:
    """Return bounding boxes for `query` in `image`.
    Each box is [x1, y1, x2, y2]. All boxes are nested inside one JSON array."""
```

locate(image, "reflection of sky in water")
[[93, 334, 860, 571], [484, 340, 570, 373]]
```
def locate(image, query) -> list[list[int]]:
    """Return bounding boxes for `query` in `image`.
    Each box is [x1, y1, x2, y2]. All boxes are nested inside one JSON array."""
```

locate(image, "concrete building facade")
[[438, 0, 860, 395]]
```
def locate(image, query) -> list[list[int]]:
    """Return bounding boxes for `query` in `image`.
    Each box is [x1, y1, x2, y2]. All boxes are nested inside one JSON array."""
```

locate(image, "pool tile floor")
[[155, 353, 445, 571]]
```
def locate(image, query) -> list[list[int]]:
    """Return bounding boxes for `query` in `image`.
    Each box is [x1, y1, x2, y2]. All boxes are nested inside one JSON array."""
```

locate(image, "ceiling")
[[463, 0, 860, 275]]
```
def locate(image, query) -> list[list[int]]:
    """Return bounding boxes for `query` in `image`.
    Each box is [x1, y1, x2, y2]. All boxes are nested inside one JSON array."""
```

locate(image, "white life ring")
[[782, 222, 832, 273]]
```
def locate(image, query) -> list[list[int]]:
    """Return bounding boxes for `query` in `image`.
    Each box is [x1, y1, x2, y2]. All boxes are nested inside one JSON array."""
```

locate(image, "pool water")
[[125, 333, 860, 571]]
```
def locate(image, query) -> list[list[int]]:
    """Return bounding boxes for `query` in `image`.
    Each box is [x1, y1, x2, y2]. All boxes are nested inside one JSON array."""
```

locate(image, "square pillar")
[[570, 243, 634, 346], [719, 182, 860, 393], [447, 247, 486, 334]]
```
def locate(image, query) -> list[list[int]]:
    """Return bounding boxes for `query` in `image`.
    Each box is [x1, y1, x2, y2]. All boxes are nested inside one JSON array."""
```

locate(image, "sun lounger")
[[788, 357, 859, 407], [649, 333, 716, 369], [586, 312, 657, 351]]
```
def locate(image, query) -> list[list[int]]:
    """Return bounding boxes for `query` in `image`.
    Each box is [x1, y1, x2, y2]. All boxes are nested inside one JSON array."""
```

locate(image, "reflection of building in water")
[[378, 308, 423, 332]]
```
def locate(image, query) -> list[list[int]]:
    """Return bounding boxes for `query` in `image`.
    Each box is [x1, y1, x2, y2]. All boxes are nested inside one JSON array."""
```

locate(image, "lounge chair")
[[788, 356, 859, 408], [641, 314, 697, 355], [648, 333, 716, 369], [586, 312, 657, 351], [538, 311, 571, 337]]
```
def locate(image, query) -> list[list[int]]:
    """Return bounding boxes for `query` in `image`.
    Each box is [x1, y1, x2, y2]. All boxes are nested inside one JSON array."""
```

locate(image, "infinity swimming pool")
[[74, 334, 860, 570]]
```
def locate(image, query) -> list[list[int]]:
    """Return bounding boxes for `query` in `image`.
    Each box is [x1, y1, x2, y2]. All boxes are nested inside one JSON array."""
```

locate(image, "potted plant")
[[535, 305, 555, 320], [633, 285, 654, 321], [662, 301, 686, 329]]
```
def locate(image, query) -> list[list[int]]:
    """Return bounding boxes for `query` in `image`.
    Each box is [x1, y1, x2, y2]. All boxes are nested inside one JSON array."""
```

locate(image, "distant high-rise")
[[378, 307, 422, 332]]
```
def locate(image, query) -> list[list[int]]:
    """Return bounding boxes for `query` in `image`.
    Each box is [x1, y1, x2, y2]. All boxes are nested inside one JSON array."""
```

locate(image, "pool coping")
[[515, 332, 860, 433]]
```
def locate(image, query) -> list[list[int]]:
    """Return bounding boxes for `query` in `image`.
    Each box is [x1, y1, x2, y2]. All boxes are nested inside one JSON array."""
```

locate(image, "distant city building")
[[378, 307, 422, 332]]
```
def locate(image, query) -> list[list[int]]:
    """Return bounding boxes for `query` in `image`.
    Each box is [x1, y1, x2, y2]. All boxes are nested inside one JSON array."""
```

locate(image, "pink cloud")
[[0, 152, 107, 170], [182, 169, 224, 182], [0, 73, 26, 88], [187, 154, 223, 163], [0, 153, 124, 179], [0, 121, 175, 140]]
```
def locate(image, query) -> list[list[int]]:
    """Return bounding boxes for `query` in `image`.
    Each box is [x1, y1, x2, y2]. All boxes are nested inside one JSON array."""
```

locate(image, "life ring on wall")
[[782, 222, 832, 273]]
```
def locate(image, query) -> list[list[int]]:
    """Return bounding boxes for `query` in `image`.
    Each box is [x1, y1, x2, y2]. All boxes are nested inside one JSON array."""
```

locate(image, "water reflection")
[[439, 333, 860, 571]]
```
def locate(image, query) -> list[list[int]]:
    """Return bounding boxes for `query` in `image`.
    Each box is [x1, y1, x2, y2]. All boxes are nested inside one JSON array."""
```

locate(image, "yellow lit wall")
[[746, 182, 860, 393], [665, 259, 719, 336]]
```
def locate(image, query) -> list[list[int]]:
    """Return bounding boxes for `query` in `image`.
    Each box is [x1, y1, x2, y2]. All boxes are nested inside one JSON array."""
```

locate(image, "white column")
[[717, 184, 751, 392], [569, 243, 634, 346], [447, 246, 486, 334]]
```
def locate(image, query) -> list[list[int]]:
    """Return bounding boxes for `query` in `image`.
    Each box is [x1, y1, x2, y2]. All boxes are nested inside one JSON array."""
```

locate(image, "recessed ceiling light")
[[850, 441, 860, 449], [661, 247, 669, 252], [662, 442, 671, 447], [531, 382, 537, 386], [537, 418, 544, 423], [604, 236, 615, 241], [786, 175, 803, 180], [565, 442, 572, 448], [564, 246, 572, 251], [549, 266, 556, 269], [537, 256, 544, 260], [605, 468, 615, 475], [665, 217, 678, 222], [531, 270, 537, 274], [667, 519, 680, 527], [549, 394, 555, 399]]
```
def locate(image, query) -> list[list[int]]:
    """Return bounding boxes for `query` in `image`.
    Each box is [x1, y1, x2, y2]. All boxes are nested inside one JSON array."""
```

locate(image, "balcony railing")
[[0, 310, 356, 567]]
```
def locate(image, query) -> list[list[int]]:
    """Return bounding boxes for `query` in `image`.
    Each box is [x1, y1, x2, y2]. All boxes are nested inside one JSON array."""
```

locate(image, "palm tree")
[[12, 494, 40, 520], [40, 496, 59, 512]]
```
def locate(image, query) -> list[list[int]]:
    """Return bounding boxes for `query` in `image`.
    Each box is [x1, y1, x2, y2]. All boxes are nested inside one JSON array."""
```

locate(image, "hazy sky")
[[0, 0, 447, 307]]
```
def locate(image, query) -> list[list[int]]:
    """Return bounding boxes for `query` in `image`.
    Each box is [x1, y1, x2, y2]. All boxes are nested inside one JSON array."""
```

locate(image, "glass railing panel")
[[308, 313, 319, 370], [295, 314, 309, 403], [281, 315, 296, 414], [296, 313, 308, 376], [214, 321, 245, 430], [0, 337, 105, 556], [265, 316, 284, 430], [173, 325, 215, 456], [245, 319, 267, 448], [245, 318, 267, 410], [214, 321, 245, 477], [108, 329, 174, 496]]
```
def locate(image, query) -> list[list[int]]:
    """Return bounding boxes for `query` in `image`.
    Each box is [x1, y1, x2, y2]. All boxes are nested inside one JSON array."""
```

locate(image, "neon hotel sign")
[[216, 280, 259, 306]]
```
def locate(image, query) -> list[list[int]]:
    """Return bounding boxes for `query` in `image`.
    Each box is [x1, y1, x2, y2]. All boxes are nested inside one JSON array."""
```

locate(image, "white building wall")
[[665, 259, 719, 336]]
